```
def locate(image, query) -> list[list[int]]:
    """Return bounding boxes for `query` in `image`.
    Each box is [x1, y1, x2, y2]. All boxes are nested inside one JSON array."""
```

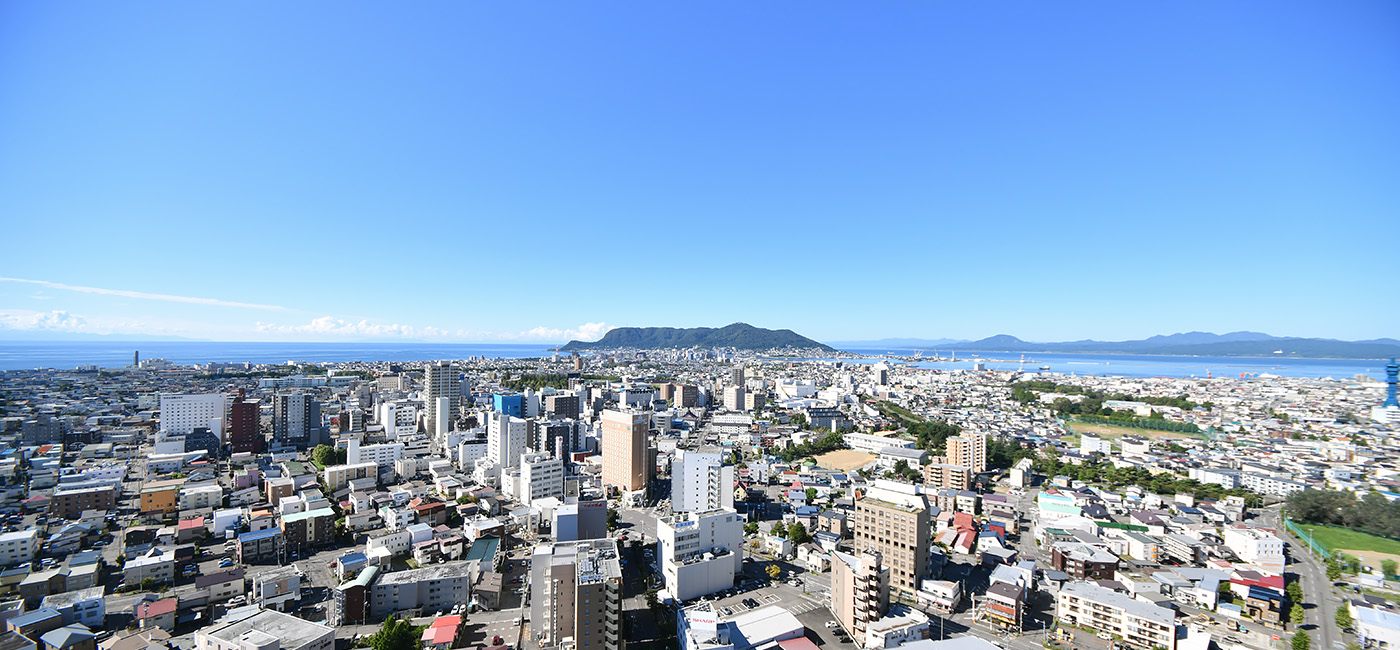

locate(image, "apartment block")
[[657, 508, 743, 601], [529, 539, 623, 650], [1056, 582, 1177, 650], [853, 483, 929, 600], [831, 550, 890, 647]]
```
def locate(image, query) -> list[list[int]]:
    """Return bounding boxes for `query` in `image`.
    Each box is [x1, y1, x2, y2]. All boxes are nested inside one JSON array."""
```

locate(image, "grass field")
[[1305, 524, 1400, 556], [1066, 421, 1203, 440]]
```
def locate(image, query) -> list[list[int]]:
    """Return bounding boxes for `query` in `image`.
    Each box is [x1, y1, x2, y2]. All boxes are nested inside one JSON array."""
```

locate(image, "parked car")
[[1097, 633, 1112, 640]]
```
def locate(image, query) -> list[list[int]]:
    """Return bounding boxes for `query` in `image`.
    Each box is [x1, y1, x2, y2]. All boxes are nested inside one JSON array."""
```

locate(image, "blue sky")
[[1, 2, 1397, 343]]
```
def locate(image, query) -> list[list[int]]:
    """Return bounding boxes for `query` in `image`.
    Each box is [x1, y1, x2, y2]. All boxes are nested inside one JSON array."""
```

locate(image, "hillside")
[[561, 323, 834, 352], [947, 332, 1400, 359]]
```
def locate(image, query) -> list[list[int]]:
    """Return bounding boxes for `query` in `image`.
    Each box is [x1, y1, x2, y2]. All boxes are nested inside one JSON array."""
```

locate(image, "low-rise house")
[[133, 598, 176, 632], [194, 568, 245, 603], [39, 588, 104, 629], [38, 625, 94, 650], [251, 565, 301, 612], [122, 550, 174, 586]]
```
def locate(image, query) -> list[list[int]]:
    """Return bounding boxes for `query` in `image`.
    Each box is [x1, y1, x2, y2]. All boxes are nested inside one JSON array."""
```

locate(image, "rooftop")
[[199, 609, 333, 649]]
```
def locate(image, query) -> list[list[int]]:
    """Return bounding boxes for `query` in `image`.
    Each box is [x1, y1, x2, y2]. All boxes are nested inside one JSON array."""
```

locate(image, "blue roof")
[[10, 608, 61, 627], [238, 528, 282, 543], [464, 535, 500, 563], [1248, 585, 1284, 602], [795, 506, 820, 516]]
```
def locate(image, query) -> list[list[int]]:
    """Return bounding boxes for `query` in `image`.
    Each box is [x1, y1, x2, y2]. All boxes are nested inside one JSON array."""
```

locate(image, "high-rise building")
[[853, 482, 930, 600], [530, 539, 623, 650], [946, 433, 987, 474], [530, 419, 582, 459], [545, 393, 580, 419], [487, 412, 528, 470], [723, 386, 746, 412], [671, 449, 735, 514], [729, 366, 745, 388], [274, 392, 319, 448], [657, 508, 743, 601], [228, 390, 262, 454], [831, 550, 890, 646], [423, 362, 460, 436], [493, 394, 525, 417], [160, 393, 227, 440], [672, 384, 699, 408], [520, 453, 564, 506], [601, 409, 649, 493]]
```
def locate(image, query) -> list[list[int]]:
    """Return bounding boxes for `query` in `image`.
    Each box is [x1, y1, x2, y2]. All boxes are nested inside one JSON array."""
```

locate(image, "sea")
[[0, 340, 1387, 381]]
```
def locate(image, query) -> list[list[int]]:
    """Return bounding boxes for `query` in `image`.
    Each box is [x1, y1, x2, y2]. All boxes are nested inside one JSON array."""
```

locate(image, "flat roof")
[[200, 609, 333, 649]]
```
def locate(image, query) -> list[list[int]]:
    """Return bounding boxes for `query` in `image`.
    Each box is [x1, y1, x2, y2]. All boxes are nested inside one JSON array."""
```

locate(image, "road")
[[1260, 507, 1341, 650]]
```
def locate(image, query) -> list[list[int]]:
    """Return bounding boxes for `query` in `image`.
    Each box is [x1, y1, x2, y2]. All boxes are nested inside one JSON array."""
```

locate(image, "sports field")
[[1068, 421, 1203, 440], [814, 450, 876, 472], [1306, 525, 1400, 556]]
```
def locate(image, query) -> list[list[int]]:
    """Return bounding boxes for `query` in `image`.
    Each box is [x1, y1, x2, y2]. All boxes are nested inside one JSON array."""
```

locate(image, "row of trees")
[[1011, 380, 1208, 411], [773, 430, 847, 462], [1073, 413, 1202, 433], [311, 444, 348, 468], [502, 372, 569, 391], [1035, 454, 1264, 505], [1286, 489, 1400, 540]]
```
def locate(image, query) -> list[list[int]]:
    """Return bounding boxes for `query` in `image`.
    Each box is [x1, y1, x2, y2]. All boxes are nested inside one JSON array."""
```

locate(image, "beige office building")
[[946, 433, 987, 474], [530, 539, 623, 650], [831, 550, 890, 646], [601, 409, 648, 492], [853, 482, 929, 600]]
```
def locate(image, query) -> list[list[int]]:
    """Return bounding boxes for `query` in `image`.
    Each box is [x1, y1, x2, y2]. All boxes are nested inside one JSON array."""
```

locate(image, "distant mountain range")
[[828, 331, 1400, 359], [561, 323, 834, 352]]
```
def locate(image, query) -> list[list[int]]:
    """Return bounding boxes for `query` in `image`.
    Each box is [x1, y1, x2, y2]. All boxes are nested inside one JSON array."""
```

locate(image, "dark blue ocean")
[[0, 341, 1385, 380]]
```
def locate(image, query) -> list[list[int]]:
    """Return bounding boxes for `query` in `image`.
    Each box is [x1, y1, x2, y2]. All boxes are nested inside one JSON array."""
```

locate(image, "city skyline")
[[2, 2, 1397, 343]]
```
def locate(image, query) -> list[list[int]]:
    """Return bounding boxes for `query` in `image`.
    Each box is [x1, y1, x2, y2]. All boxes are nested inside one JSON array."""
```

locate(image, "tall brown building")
[[853, 483, 930, 600], [946, 433, 986, 474], [601, 409, 648, 493], [228, 390, 261, 454]]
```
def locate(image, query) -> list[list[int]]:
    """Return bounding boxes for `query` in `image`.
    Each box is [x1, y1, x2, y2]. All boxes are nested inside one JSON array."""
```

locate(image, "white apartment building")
[[671, 450, 735, 514], [346, 439, 404, 468], [160, 393, 226, 440], [423, 361, 460, 436], [1080, 434, 1113, 455], [1241, 473, 1307, 497], [521, 453, 564, 506], [323, 462, 378, 491], [1057, 581, 1178, 650], [180, 484, 224, 510], [658, 508, 743, 601], [488, 412, 528, 470], [0, 530, 38, 567], [377, 400, 419, 438], [1222, 527, 1285, 564], [844, 432, 915, 453]]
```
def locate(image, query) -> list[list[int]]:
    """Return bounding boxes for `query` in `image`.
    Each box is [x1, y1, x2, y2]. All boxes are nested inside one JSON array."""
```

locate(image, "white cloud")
[[257, 318, 612, 342], [0, 309, 88, 331], [256, 317, 449, 339], [0, 277, 285, 310], [503, 322, 612, 342]]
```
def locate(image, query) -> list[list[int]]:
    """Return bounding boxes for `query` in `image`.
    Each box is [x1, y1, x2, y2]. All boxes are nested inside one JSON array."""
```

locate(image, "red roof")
[[421, 626, 456, 646], [778, 638, 822, 650], [178, 517, 205, 530], [136, 598, 177, 619], [431, 616, 462, 628], [953, 512, 977, 532]]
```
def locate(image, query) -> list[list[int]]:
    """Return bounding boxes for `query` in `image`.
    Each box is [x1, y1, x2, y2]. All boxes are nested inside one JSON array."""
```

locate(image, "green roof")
[[464, 535, 500, 564]]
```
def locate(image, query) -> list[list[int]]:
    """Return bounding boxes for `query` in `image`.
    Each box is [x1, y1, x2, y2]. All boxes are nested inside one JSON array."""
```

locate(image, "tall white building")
[[160, 393, 226, 440], [377, 400, 419, 438], [1222, 527, 1285, 564], [671, 449, 735, 514], [657, 508, 743, 601], [423, 362, 460, 436], [488, 412, 528, 470], [346, 439, 404, 468], [521, 453, 565, 506]]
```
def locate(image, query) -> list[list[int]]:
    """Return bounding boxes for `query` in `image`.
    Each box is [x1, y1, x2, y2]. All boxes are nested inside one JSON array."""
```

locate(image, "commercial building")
[[368, 560, 475, 619], [140, 484, 180, 516], [831, 550, 890, 647], [423, 362, 460, 436], [487, 412, 528, 470], [274, 392, 320, 448], [853, 482, 930, 600], [159, 393, 226, 440], [657, 509, 743, 602], [48, 486, 116, 520], [194, 609, 334, 650], [677, 603, 804, 650], [843, 433, 914, 454], [946, 433, 986, 474], [529, 539, 624, 650], [1222, 527, 1285, 564], [520, 453, 564, 506], [1056, 582, 1177, 650], [323, 462, 378, 491], [601, 409, 649, 494], [671, 450, 735, 514]]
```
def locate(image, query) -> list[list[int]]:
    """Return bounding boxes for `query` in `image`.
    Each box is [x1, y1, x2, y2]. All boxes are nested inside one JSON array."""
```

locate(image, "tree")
[[367, 617, 416, 650], [805, 488, 818, 504], [606, 507, 619, 531], [1286, 581, 1304, 604], [1326, 558, 1342, 580], [744, 521, 759, 535], [1336, 606, 1353, 630], [765, 564, 781, 579], [1383, 559, 1397, 577], [1292, 633, 1310, 650], [1291, 603, 1305, 625], [770, 523, 787, 537], [788, 522, 810, 545]]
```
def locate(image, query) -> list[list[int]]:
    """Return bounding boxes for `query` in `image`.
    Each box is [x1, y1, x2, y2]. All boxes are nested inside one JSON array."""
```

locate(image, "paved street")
[[1259, 507, 1341, 650]]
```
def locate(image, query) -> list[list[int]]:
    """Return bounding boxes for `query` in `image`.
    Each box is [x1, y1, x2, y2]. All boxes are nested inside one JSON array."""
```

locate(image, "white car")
[[824, 621, 839, 629]]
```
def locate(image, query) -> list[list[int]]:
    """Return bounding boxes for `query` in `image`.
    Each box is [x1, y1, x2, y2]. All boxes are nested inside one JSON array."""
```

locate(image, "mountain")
[[825, 337, 967, 348], [560, 323, 834, 352]]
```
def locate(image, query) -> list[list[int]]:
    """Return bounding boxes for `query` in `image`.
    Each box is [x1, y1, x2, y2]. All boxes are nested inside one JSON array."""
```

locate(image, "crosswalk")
[[786, 599, 823, 615]]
